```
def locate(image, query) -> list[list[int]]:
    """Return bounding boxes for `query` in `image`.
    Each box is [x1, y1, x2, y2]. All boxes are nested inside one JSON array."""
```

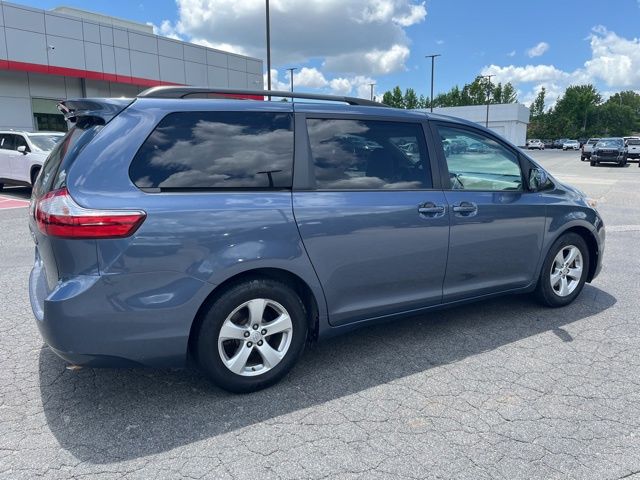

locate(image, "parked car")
[[562, 140, 580, 151], [0, 131, 64, 189], [591, 138, 627, 167], [624, 137, 640, 163], [526, 139, 545, 150], [543, 139, 554, 149], [581, 138, 600, 161], [29, 88, 605, 393], [553, 139, 567, 149]]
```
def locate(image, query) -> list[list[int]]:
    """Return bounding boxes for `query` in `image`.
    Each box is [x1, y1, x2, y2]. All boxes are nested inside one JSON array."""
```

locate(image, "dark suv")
[[29, 87, 605, 392]]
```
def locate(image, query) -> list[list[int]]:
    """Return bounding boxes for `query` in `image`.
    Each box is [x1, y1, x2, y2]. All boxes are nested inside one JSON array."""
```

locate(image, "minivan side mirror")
[[528, 167, 550, 192], [17, 145, 27, 155]]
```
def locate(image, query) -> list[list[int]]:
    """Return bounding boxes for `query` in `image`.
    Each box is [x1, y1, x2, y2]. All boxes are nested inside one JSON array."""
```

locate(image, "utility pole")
[[481, 74, 495, 128], [265, 0, 271, 99], [425, 54, 441, 112], [286, 67, 297, 92], [369, 83, 375, 101]]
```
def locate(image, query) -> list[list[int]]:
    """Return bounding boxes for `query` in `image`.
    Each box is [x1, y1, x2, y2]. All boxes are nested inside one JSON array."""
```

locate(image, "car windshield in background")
[[28, 134, 64, 152], [627, 139, 640, 145], [597, 139, 623, 148], [588, 139, 599, 145]]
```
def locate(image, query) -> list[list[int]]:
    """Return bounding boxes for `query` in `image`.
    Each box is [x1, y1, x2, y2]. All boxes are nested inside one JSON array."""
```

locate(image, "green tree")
[[530, 87, 546, 117], [500, 83, 517, 103], [403, 88, 419, 109], [552, 84, 601, 137]]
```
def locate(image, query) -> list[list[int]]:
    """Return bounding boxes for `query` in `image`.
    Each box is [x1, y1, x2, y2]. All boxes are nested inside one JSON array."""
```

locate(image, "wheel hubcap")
[[550, 245, 583, 297], [217, 298, 293, 377]]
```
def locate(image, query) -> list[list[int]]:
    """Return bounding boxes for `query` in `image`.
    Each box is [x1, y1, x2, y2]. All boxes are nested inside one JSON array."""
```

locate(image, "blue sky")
[[21, 0, 640, 106]]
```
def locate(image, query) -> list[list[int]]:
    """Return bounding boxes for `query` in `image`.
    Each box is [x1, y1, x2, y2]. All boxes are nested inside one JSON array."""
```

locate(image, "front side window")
[[306, 118, 431, 190], [437, 125, 522, 191], [15, 135, 29, 151], [130, 111, 294, 190]]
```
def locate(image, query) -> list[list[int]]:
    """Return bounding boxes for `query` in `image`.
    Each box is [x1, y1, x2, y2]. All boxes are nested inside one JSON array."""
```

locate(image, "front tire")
[[590, 160, 596, 166], [535, 233, 589, 307], [196, 278, 308, 393]]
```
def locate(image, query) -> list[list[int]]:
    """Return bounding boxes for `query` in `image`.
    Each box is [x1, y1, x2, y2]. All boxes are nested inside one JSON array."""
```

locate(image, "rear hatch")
[[29, 99, 133, 299]]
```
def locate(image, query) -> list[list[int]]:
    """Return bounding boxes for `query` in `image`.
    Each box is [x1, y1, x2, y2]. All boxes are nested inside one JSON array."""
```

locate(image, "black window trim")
[[293, 112, 442, 192], [431, 120, 531, 193], [129, 110, 296, 193]]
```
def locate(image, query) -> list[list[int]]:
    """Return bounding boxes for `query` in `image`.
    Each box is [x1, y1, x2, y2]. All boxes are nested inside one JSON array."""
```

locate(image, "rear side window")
[[130, 111, 294, 190], [306, 118, 432, 190]]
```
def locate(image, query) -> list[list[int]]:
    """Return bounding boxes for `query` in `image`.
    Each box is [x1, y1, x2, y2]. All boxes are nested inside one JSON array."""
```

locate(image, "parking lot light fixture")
[[425, 54, 441, 112], [287, 68, 297, 93]]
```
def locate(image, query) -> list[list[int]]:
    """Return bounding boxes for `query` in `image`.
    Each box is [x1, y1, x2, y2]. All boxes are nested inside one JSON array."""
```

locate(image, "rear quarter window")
[[129, 111, 294, 190]]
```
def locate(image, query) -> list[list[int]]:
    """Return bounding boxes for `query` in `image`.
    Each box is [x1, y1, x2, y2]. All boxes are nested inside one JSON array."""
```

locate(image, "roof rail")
[[137, 86, 386, 107]]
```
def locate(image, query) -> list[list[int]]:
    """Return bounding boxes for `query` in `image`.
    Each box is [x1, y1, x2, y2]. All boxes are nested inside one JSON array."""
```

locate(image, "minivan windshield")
[[27, 134, 64, 152], [596, 139, 624, 148]]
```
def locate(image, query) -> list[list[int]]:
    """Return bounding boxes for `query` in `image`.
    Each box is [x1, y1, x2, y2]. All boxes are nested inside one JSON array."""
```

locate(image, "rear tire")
[[196, 278, 308, 393], [535, 233, 589, 307], [590, 160, 596, 166]]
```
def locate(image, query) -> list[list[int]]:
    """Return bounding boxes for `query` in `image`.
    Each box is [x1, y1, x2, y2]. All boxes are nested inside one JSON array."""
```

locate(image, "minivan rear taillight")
[[35, 188, 146, 239]]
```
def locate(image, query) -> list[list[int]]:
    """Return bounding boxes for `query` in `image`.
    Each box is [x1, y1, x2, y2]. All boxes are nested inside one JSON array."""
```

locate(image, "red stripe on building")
[[2, 60, 181, 87], [0, 60, 265, 100]]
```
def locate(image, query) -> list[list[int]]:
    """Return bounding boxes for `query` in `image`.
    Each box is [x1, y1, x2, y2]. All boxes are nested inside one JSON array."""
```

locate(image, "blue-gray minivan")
[[29, 87, 605, 392]]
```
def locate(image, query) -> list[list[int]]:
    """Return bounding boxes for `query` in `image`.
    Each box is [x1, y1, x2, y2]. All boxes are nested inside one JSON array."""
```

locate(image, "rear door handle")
[[418, 202, 446, 217], [452, 201, 478, 216]]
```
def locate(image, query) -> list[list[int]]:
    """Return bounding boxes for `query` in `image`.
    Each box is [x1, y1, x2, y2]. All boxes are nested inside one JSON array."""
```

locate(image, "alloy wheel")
[[550, 245, 583, 297], [217, 298, 293, 377]]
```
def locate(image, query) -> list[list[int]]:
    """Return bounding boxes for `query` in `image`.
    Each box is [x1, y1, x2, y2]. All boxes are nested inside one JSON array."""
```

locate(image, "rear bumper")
[[29, 258, 211, 368]]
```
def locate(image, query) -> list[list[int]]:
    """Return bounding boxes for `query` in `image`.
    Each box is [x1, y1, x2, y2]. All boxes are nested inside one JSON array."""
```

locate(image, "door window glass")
[[306, 118, 431, 190], [0, 134, 16, 150], [15, 136, 29, 151], [130, 111, 294, 190], [437, 125, 522, 191]]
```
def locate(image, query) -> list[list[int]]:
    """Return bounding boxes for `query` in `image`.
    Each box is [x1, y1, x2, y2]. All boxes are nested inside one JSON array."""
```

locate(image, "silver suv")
[[0, 131, 64, 189]]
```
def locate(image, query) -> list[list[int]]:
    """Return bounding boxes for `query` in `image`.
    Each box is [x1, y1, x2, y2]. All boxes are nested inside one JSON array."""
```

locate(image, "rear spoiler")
[[57, 98, 134, 124]]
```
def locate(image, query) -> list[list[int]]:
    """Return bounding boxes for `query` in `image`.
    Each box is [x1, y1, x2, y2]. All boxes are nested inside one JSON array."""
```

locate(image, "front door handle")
[[452, 201, 478, 216], [418, 202, 446, 217]]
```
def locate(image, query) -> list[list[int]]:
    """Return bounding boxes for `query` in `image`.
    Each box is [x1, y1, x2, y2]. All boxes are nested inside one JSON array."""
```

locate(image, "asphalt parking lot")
[[1, 149, 639, 480]]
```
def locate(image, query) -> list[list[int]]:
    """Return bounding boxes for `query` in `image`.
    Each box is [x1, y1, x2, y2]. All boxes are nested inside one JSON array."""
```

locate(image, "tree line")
[[381, 76, 639, 138], [528, 85, 640, 138], [381, 76, 517, 109]]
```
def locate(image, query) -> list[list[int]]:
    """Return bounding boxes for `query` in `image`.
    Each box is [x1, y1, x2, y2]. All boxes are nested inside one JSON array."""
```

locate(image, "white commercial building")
[[420, 103, 531, 147], [0, 1, 264, 131]]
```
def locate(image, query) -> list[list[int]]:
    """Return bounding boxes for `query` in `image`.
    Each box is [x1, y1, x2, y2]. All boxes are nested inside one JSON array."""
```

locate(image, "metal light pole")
[[265, 0, 271, 98], [369, 83, 375, 101], [482, 74, 495, 128], [286, 67, 297, 92], [425, 54, 441, 112]]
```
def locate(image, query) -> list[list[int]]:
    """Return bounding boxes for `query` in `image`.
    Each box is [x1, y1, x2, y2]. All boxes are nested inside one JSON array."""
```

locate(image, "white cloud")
[[482, 27, 640, 107], [159, 0, 425, 77], [584, 26, 640, 87], [436, 39, 445, 45], [294, 67, 329, 89], [324, 44, 410, 75], [265, 69, 374, 98], [507, 50, 515, 57], [526, 41, 550, 58]]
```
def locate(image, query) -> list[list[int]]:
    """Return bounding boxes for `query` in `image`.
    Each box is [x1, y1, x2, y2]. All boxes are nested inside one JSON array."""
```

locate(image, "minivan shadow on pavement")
[[39, 285, 616, 464]]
